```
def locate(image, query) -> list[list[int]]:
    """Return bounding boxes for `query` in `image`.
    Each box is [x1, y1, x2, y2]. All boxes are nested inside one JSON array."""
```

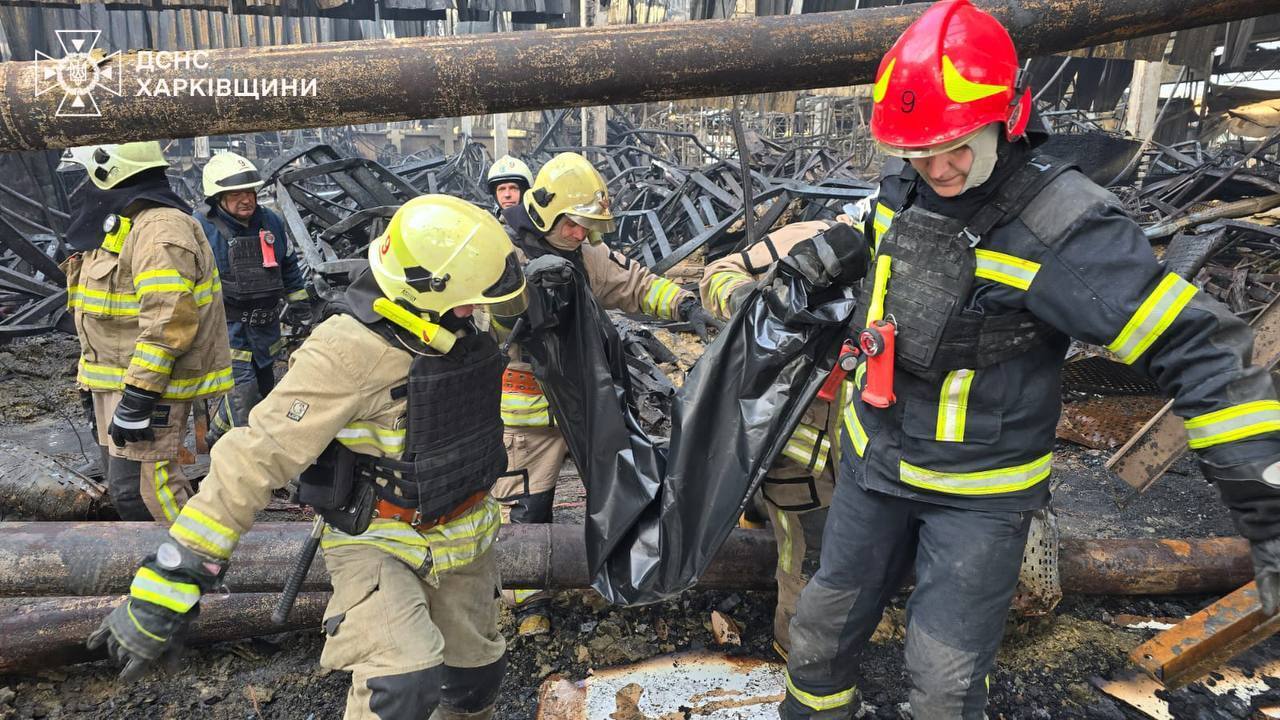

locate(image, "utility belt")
[[226, 299, 281, 327], [502, 368, 541, 395], [373, 491, 488, 530]]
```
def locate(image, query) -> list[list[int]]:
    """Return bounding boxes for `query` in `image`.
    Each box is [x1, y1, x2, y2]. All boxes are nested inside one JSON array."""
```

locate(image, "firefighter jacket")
[[701, 220, 853, 478], [168, 313, 501, 574], [197, 205, 307, 369], [64, 206, 233, 401], [498, 207, 694, 428], [844, 155, 1280, 512]]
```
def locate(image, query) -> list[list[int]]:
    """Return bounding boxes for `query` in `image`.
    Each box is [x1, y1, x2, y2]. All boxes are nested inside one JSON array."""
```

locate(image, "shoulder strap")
[[966, 154, 1077, 239]]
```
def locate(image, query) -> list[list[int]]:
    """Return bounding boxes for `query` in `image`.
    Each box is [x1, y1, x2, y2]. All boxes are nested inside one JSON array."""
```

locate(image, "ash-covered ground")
[[1, 333, 1275, 719]]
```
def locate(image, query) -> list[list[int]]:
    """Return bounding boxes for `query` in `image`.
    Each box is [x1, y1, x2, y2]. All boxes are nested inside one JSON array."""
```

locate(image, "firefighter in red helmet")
[[780, 2, 1280, 718]]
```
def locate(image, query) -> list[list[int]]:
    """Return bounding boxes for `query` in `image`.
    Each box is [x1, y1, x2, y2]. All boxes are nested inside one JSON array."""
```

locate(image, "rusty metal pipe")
[[0, 592, 327, 673], [0, 522, 1255, 598], [0, 0, 1276, 152]]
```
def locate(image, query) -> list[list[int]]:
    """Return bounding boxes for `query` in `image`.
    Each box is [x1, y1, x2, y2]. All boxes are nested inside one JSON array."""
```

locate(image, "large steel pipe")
[[0, 0, 1276, 152], [0, 592, 328, 673], [0, 521, 1254, 598]]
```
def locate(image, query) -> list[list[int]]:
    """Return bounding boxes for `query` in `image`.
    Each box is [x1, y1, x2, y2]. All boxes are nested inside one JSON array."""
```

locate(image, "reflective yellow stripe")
[[899, 453, 1053, 496], [872, 203, 895, 250], [269, 337, 288, 357], [513, 589, 541, 602], [1107, 274, 1197, 365], [707, 271, 751, 317], [67, 285, 140, 316], [776, 511, 793, 575], [193, 271, 221, 307], [81, 359, 232, 399], [131, 342, 176, 375], [1185, 400, 1280, 450], [161, 368, 234, 400], [230, 348, 254, 363], [501, 393, 551, 427], [152, 461, 180, 521], [642, 278, 684, 320], [785, 671, 856, 712], [936, 369, 975, 442], [335, 422, 406, 454], [320, 498, 502, 574], [130, 566, 200, 614], [134, 269, 195, 296], [842, 400, 868, 458], [973, 249, 1039, 291], [287, 288, 309, 302], [171, 506, 240, 560], [854, 362, 867, 390], [127, 601, 166, 643], [781, 424, 830, 475]]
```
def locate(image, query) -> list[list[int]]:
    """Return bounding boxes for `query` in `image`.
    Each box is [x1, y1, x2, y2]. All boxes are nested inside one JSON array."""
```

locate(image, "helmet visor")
[[215, 169, 264, 191], [875, 125, 987, 159], [482, 252, 529, 319], [567, 213, 616, 235]]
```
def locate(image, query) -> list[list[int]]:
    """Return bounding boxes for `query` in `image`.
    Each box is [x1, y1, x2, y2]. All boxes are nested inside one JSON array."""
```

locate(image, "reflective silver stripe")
[[973, 249, 1039, 291], [936, 369, 975, 442], [1185, 400, 1280, 450], [170, 507, 238, 559], [130, 567, 200, 613], [1107, 274, 1197, 365], [899, 453, 1053, 496]]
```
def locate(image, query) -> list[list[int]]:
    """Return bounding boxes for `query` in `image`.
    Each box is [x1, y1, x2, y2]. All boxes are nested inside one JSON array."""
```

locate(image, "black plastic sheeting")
[[521, 264, 856, 605]]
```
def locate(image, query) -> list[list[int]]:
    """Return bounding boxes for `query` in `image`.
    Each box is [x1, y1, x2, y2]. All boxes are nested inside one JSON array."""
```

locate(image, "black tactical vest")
[[213, 214, 285, 305]]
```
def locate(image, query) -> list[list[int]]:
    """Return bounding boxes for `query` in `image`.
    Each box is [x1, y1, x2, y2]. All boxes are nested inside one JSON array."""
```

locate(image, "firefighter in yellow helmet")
[[61, 141, 232, 524], [90, 195, 526, 720], [486, 154, 533, 213], [492, 152, 722, 635]]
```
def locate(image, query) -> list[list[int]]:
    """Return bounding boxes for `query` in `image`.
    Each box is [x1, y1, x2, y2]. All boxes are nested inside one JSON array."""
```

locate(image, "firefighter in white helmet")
[[62, 141, 232, 523], [91, 194, 526, 720], [486, 154, 534, 213]]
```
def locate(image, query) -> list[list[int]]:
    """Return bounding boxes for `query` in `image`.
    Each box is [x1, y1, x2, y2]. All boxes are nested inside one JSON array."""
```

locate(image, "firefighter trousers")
[[781, 481, 1032, 720], [761, 460, 835, 654], [91, 390, 193, 523], [320, 544, 507, 720]]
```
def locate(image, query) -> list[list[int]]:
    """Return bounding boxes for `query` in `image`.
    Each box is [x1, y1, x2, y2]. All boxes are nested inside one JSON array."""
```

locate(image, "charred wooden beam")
[[0, 592, 327, 673], [0, 0, 1276, 152], [0, 522, 1254, 598]]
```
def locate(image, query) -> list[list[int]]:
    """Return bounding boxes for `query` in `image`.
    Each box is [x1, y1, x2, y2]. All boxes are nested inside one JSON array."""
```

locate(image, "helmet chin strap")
[[371, 297, 457, 354]]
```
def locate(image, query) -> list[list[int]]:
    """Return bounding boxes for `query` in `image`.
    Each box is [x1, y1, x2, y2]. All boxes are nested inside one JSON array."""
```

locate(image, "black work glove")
[[678, 297, 724, 342], [524, 255, 575, 288], [108, 385, 161, 448], [80, 390, 98, 437], [283, 298, 313, 327], [1203, 459, 1280, 614], [87, 541, 225, 681], [782, 223, 871, 289]]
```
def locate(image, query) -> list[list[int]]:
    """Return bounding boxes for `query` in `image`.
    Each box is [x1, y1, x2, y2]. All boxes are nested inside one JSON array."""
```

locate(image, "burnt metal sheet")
[[535, 652, 785, 720]]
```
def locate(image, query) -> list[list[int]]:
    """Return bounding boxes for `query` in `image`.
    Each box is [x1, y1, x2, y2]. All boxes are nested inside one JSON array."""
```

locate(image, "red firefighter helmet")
[[869, 0, 1030, 157]]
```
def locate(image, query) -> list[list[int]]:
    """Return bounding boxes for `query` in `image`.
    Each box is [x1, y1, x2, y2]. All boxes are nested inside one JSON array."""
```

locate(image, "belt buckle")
[[410, 509, 423, 527]]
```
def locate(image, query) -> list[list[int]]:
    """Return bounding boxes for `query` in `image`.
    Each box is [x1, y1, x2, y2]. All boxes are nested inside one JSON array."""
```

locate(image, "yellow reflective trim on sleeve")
[[287, 288, 309, 302], [335, 422, 406, 455], [707, 272, 752, 317], [134, 270, 195, 296], [193, 272, 221, 307], [130, 342, 176, 375], [936, 369, 976, 442], [171, 506, 240, 560], [1185, 400, 1280, 450], [67, 286, 140, 316], [899, 453, 1053, 496], [842, 400, 868, 458], [781, 424, 830, 476], [130, 566, 200, 614], [784, 671, 857, 712], [973, 249, 1039, 291], [1107, 274, 1197, 365], [161, 367, 234, 400], [642, 278, 683, 320]]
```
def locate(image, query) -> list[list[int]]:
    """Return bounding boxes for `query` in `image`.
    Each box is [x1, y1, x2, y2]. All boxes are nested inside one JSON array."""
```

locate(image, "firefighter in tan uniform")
[[89, 195, 527, 720], [61, 142, 232, 523], [701, 219, 853, 657], [493, 152, 722, 634]]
